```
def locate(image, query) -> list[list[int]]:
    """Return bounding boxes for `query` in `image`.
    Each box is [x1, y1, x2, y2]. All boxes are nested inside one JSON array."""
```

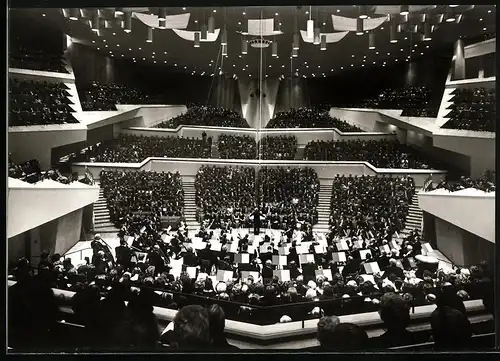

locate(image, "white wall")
[[8, 125, 87, 169], [419, 190, 495, 243], [119, 105, 187, 128], [8, 180, 99, 238], [55, 208, 83, 255]]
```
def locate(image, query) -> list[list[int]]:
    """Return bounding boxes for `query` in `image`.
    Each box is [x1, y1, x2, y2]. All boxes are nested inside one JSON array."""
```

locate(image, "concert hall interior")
[[7, 4, 496, 353]]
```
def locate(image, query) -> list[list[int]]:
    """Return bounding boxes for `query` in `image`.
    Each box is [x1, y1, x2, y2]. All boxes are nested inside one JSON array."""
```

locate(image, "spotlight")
[[359, 5, 368, 19], [356, 18, 364, 35], [201, 24, 208, 40], [390, 24, 398, 43], [158, 7, 166, 21], [221, 28, 227, 46], [69, 8, 79, 21], [313, 28, 320, 44], [368, 32, 376, 49], [194, 32, 200, 47], [400, 5, 409, 16], [307, 19, 314, 39], [91, 12, 99, 32], [147, 27, 153, 43], [115, 7, 124, 16], [320, 35, 326, 51], [241, 39, 248, 55], [292, 48, 298, 58], [272, 41, 278, 57], [124, 12, 132, 33], [293, 34, 299, 50], [208, 16, 215, 34], [423, 23, 432, 41]]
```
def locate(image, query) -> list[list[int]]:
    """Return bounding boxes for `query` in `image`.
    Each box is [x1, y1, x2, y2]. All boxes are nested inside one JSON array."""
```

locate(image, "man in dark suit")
[[115, 239, 133, 269], [253, 208, 261, 235], [382, 258, 404, 280]]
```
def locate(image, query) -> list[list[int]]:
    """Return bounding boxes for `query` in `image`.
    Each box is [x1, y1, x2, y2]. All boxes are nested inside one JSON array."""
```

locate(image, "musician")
[[262, 260, 274, 281], [182, 246, 200, 267], [115, 239, 133, 269], [251, 207, 264, 235], [146, 245, 165, 275]]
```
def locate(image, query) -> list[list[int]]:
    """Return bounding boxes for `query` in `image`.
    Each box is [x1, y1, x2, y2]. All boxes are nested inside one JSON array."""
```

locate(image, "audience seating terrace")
[[217, 135, 298, 160], [9, 78, 78, 126], [195, 166, 256, 229], [259, 167, 319, 227], [70, 134, 212, 163], [9, 44, 68, 73], [100, 170, 184, 233], [267, 108, 363, 131], [8, 155, 79, 185], [442, 88, 495, 132], [339, 86, 440, 117], [259, 136, 298, 160], [155, 106, 250, 128], [78, 82, 159, 111], [431, 171, 495, 193], [304, 139, 437, 169], [218, 135, 257, 159], [328, 175, 415, 239]]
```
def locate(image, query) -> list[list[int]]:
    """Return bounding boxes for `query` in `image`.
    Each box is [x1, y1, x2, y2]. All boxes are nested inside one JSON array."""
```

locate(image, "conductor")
[[251, 207, 263, 235]]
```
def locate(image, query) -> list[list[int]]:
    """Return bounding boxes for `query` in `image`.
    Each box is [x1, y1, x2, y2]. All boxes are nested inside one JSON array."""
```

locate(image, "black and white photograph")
[[6, 4, 497, 353]]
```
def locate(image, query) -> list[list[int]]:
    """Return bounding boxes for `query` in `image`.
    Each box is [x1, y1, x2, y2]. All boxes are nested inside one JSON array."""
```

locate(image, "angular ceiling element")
[[245, 19, 283, 36], [133, 12, 190, 29], [300, 30, 350, 43], [374, 5, 437, 15], [331, 15, 388, 31], [173, 28, 221, 42]]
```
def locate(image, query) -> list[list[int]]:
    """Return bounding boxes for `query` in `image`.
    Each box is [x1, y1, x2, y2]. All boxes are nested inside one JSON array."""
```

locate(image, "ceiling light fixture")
[[368, 32, 376, 49], [159, 19, 167, 29], [313, 27, 321, 44], [91, 12, 99, 32], [356, 18, 364, 35], [194, 32, 200, 47], [423, 22, 432, 41], [292, 48, 298, 58], [272, 41, 278, 57], [208, 16, 215, 34], [124, 11, 132, 33], [115, 7, 124, 16], [400, 5, 409, 16], [146, 27, 153, 43], [221, 27, 228, 45], [201, 24, 208, 40], [158, 7, 167, 21], [69, 8, 79, 20], [359, 5, 368, 19], [293, 33, 300, 50], [320, 35, 327, 50], [241, 38, 248, 55]]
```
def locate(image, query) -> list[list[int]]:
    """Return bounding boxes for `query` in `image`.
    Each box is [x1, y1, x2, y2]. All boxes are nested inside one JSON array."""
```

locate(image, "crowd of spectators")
[[79, 82, 158, 111], [304, 139, 436, 169], [9, 78, 78, 126], [8, 155, 79, 185], [218, 135, 257, 159], [328, 175, 415, 239], [341, 86, 440, 118], [70, 134, 212, 163], [217, 135, 298, 160], [9, 44, 68, 73], [432, 171, 495, 193], [267, 108, 363, 131], [442, 88, 495, 132], [8, 238, 493, 351], [100, 170, 184, 234], [195, 166, 256, 229], [259, 136, 298, 160], [156, 106, 250, 129], [259, 167, 319, 228]]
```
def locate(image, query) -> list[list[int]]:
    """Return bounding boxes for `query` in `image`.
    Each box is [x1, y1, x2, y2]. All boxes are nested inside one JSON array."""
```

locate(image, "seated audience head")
[[378, 292, 411, 331], [172, 305, 211, 349], [317, 315, 340, 348], [430, 306, 472, 350]]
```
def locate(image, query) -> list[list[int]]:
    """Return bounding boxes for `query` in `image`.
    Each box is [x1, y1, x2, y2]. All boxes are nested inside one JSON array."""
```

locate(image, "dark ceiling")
[[10, 5, 497, 78]]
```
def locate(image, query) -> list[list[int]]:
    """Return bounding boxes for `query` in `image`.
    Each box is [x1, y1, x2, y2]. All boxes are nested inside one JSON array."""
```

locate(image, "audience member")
[[79, 82, 158, 111], [316, 315, 341, 349], [207, 304, 238, 349], [430, 306, 473, 350], [259, 136, 298, 160], [218, 134, 256, 159], [171, 305, 211, 349]]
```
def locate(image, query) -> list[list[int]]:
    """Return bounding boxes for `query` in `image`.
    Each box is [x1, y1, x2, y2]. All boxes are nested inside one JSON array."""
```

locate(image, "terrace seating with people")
[[218, 135, 257, 160], [9, 78, 78, 126], [259, 136, 298, 160], [70, 134, 212, 163], [195, 166, 256, 229], [431, 171, 495, 193], [337, 86, 440, 118], [156, 106, 250, 128], [8, 155, 79, 185], [267, 108, 363, 131], [304, 139, 436, 169], [79, 82, 158, 111], [9, 45, 68, 73], [442, 87, 495, 132], [100, 170, 184, 234], [328, 175, 415, 239]]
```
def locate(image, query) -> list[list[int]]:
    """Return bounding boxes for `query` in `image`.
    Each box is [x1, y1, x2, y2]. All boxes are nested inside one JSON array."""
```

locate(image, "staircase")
[[211, 143, 220, 159], [183, 180, 200, 230], [295, 146, 305, 160], [313, 183, 332, 234], [93, 187, 120, 234], [401, 189, 423, 236]]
